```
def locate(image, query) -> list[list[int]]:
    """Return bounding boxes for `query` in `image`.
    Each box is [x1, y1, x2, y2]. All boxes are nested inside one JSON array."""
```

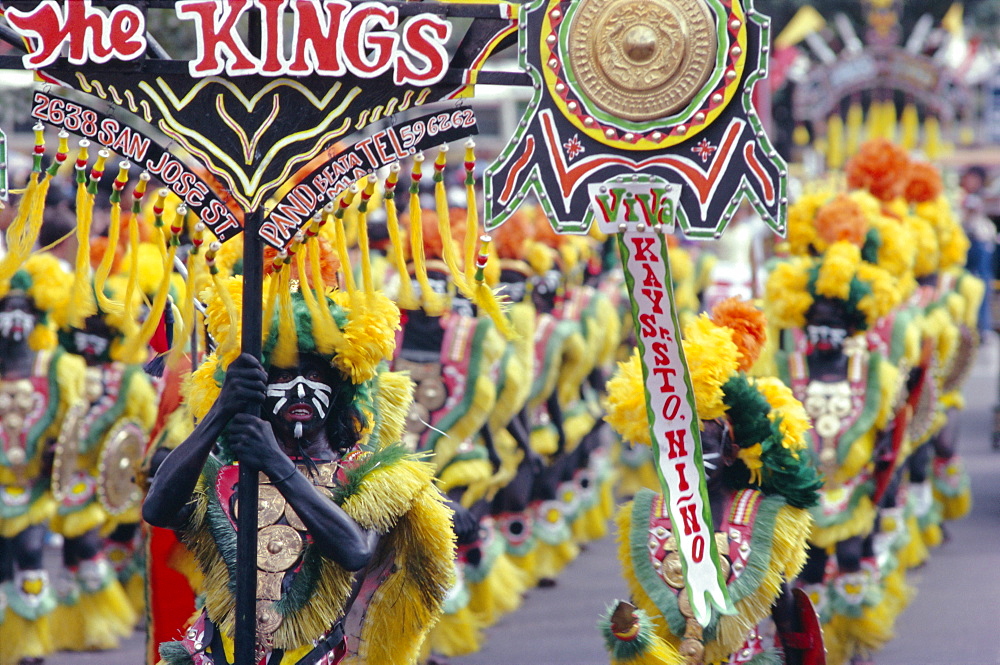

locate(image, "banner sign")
[[30, 90, 242, 241], [590, 176, 733, 625], [3, 0, 518, 219], [260, 107, 479, 248], [484, 0, 786, 238]]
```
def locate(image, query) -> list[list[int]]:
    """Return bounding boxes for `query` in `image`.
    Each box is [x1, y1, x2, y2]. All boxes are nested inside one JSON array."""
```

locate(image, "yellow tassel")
[[472, 237, 517, 339], [94, 177, 125, 317], [384, 164, 417, 309], [357, 174, 377, 295], [272, 263, 298, 368], [295, 236, 330, 354], [121, 193, 142, 341], [67, 170, 95, 328], [463, 140, 479, 284], [309, 233, 342, 355], [331, 193, 357, 295], [206, 242, 241, 366], [433, 146, 470, 295], [409, 154, 444, 315], [0, 173, 40, 295]]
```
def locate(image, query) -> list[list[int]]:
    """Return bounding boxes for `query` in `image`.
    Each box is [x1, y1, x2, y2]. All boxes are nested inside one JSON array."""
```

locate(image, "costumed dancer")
[[0, 128, 86, 665], [600, 299, 824, 665], [765, 241, 905, 665], [554, 231, 621, 547], [779, 170, 925, 574], [520, 228, 588, 586], [902, 163, 978, 529], [47, 160, 162, 651], [143, 214, 456, 664]]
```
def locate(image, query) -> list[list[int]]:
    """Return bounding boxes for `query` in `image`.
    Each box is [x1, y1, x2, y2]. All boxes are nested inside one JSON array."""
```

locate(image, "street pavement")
[[50, 339, 1000, 665]]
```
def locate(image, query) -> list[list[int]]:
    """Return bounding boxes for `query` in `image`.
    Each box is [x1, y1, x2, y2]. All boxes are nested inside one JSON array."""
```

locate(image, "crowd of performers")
[[0, 127, 983, 665]]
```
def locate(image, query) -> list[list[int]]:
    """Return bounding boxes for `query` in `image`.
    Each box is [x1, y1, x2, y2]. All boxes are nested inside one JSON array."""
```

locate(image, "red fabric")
[[146, 525, 198, 665], [150, 313, 170, 353]]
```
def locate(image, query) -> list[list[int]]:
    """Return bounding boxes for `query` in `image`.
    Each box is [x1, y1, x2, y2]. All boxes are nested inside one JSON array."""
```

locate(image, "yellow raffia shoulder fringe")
[[184, 454, 454, 665]]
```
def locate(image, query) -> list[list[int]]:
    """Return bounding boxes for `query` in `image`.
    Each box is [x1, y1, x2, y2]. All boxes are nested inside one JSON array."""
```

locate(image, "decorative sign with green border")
[[590, 175, 734, 625], [484, 0, 787, 239]]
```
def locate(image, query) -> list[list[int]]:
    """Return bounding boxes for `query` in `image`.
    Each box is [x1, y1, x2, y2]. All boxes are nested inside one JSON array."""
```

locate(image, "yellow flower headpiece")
[[766, 242, 898, 331]]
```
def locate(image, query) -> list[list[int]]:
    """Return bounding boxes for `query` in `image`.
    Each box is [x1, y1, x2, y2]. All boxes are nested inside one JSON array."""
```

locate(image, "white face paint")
[[266, 376, 334, 421], [73, 331, 109, 357], [0, 310, 35, 342], [702, 451, 720, 471], [806, 325, 848, 349]]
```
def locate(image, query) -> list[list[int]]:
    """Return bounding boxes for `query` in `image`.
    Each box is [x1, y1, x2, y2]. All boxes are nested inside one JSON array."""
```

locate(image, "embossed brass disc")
[[567, 0, 717, 122], [97, 421, 146, 514], [51, 403, 87, 503], [257, 524, 304, 572], [256, 600, 283, 634], [257, 484, 286, 527]]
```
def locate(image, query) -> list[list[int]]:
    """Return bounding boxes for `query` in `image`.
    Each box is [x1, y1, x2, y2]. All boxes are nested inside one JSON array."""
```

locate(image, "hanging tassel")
[[900, 104, 919, 151], [384, 163, 416, 309], [271, 239, 300, 369], [304, 220, 343, 356], [357, 173, 377, 295], [132, 175, 176, 360], [463, 139, 479, 284], [332, 190, 358, 295], [295, 231, 331, 352], [93, 151, 124, 318], [409, 153, 444, 315], [20, 124, 58, 260], [205, 241, 241, 366], [473, 236, 516, 338], [433, 145, 471, 296], [262, 249, 285, 354], [67, 140, 96, 328], [120, 163, 142, 342]]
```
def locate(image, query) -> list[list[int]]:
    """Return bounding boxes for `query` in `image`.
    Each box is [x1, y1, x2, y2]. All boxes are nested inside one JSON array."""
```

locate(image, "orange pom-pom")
[[845, 139, 910, 202], [709, 297, 767, 372], [263, 235, 341, 287], [904, 161, 943, 203], [815, 193, 869, 248]]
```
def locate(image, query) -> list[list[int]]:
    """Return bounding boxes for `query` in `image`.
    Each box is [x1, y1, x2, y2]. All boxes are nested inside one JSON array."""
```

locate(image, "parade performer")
[[601, 299, 823, 665], [766, 242, 904, 665], [385, 155, 507, 659], [143, 225, 455, 665], [0, 130, 86, 665], [45, 160, 164, 651]]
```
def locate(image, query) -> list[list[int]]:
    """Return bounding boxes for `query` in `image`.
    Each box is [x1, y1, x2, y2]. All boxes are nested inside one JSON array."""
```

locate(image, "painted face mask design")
[[806, 325, 847, 352], [0, 310, 35, 342], [73, 331, 109, 358], [266, 376, 334, 439]]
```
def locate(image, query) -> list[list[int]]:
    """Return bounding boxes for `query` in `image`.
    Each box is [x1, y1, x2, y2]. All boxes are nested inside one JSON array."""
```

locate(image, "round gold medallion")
[[97, 421, 146, 514], [256, 600, 283, 634], [567, 0, 717, 122], [257, 524, 304, 572]]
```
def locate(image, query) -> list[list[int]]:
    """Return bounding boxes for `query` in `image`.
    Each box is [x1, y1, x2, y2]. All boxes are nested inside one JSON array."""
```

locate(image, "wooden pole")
[[235, 208, 263, 663], [236, 11, 264, 663]]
